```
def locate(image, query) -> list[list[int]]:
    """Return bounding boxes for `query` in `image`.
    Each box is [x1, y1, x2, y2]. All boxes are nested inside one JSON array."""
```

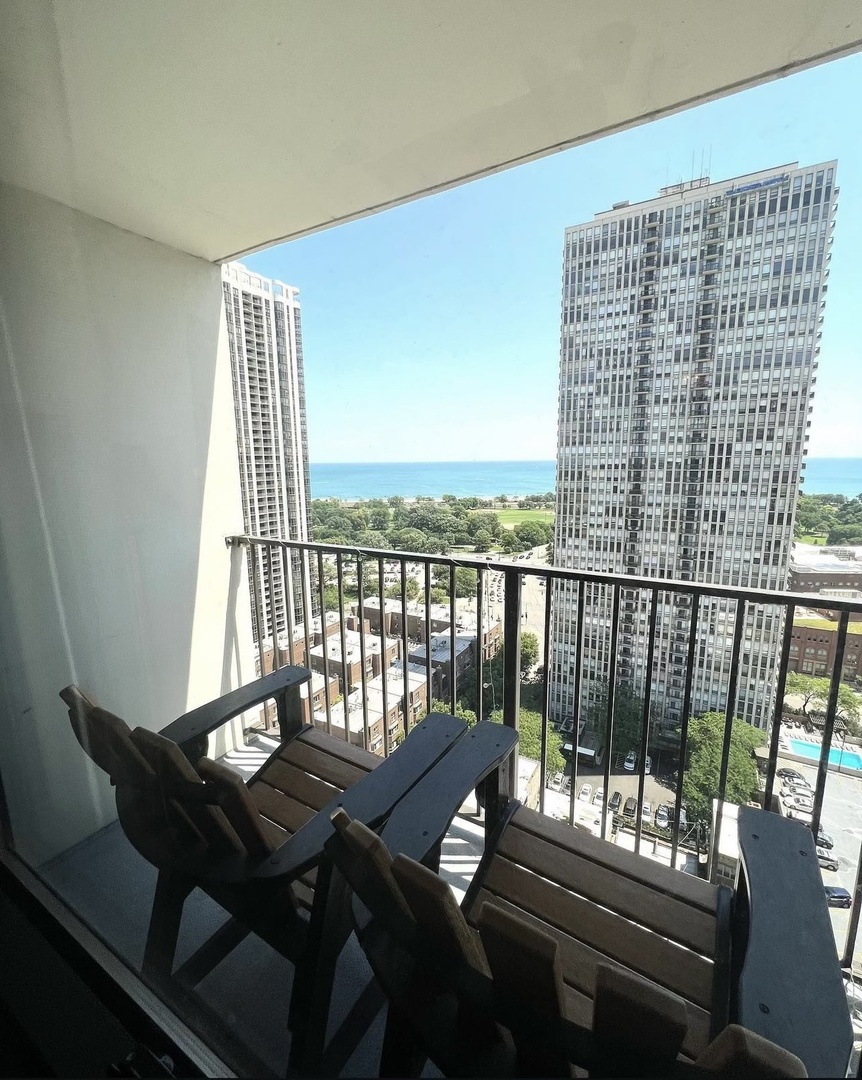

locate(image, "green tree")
[[384, 577, 421, 601], [785, 671, 861, 730], [500, 530, 522, 553], [322, 583, 339, 610], [520, 630, 539, 674], [681, 712, 765, 824], [583, 680, 657, 760], [473, 529, 493, 552], [488, 707, 565, 776], [431, 565, 477, 599], [419, 698, 477, 727], [515, 520, 553, 548]]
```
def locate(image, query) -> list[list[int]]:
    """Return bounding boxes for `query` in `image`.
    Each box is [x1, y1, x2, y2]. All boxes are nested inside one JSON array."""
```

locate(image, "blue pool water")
[[788, 738, 862, 770]]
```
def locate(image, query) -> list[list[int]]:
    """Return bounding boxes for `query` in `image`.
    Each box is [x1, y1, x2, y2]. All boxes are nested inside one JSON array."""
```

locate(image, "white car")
[[578, 783, 592, 802], [641, 800, 652, 821], [624, 750, 637, 771], [592, 787, 605, 806]]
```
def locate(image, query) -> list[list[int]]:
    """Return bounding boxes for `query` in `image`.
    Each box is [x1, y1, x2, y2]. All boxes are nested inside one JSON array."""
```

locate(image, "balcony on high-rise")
[[2, 2, 862, 1075]]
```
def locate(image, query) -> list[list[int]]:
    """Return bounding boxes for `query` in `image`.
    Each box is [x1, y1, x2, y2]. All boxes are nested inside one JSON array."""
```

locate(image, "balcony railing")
[[227, 533, 862, 973]]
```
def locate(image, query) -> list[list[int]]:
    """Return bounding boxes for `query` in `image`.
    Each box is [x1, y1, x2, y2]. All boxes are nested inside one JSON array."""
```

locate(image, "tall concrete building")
[[551, 162, 838, 735], [222, 261, 312, 637]]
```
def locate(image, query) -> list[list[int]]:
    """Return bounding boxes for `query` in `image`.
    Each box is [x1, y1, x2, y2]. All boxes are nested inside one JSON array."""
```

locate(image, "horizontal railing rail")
[[226, 532, 862, 974]]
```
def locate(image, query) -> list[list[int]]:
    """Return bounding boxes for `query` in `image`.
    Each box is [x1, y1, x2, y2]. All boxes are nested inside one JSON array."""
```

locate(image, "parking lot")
[[550, 755, 684, 831]]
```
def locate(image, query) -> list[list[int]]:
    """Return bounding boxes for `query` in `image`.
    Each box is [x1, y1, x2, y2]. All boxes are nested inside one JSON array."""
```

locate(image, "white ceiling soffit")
[[1, 0, 860, 263]]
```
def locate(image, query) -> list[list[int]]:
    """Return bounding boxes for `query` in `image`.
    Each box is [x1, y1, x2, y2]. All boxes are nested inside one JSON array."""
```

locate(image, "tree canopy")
[[681, 712, 765, 824], [583, 679, 659, 759], [785, 671, 861, 734], [488, 707, 565, 777]]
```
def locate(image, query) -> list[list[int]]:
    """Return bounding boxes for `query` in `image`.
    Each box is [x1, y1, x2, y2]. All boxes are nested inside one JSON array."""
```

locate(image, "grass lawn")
[[793, 617, 862, 635], [798, 534, 828, 546], [480, 508, 554, 529]]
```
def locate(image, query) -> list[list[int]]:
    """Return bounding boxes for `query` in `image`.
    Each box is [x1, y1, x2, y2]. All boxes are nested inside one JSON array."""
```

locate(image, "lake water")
[[309, 457, 862, 501]]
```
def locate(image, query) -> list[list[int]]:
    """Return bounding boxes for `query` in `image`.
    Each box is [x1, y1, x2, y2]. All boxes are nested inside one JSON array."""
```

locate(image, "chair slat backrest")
[[60, 685, 152, 787], [129, 728, 245, 858], [196, 757, 274, 861]]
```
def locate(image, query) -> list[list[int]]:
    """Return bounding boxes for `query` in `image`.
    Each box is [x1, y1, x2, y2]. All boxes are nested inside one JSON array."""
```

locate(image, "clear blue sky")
[[245, 53, 862, 465]]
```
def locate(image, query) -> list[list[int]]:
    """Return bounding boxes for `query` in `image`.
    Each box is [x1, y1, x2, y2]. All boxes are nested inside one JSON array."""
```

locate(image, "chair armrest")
[[159, 666, 311, 751], [734, 805, 853, 1077]]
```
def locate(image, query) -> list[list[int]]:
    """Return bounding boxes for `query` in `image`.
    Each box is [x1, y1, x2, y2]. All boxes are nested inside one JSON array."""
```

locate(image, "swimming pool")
[[787, 738, 862, 771]]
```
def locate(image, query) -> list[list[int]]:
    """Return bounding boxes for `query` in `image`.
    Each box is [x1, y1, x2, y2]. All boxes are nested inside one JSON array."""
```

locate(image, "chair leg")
[[287, 861, 352, 1076], [142, 870, 193, 981], [379, 1003, 426, 1079]]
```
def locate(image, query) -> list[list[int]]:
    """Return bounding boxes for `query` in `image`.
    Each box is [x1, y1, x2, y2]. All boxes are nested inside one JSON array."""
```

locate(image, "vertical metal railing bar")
[[670, 593, 700, 868], [298, 547, 313, 674], [476, 568, 485, 723], [634, 590, 659, 851], [424, 563, 433, 710], [600, 585, 621, 843], [316, 549, 333, 736], [449, 564, 457, 714], [281, 544, 297, 667], [502, 568, 522, 800], [763, 602, 796, 812], [811, 608, 850, 837], [841, 835, 862, 969], [248, 542, 267, 682], [378, 556, 390, 758], [356, 557, 370, 750], [569, 582, 588, 827], [708, 598, 747, 883], [539, 573, 553, 817], [400, 558, 410, 736], [266, 544, 283, 672], [335, 552, 350, 743]]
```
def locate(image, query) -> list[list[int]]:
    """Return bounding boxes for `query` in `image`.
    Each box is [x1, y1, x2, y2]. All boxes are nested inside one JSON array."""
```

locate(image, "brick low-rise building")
[[788, 619, 862, 681]]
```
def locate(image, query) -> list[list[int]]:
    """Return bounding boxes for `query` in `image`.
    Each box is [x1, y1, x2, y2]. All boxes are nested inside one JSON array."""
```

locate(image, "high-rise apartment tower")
[[551, 162, 838, 735], [222, 261, 312, 637]]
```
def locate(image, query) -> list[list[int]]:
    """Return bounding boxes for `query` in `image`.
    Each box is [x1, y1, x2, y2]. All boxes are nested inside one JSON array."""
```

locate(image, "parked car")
[[592, 787, 605, 806], [777, 767, 805, 782], [655, 804, 670, 830], [817, 846, 840, 872], [624, 750, 637, 771], [786, 805, 813, 823], [579, 783, 592, 802], [551, 772, 563, 790], [781, 782, 811, 798], [825, 886, 852, 909], [608, 790, 622, 813], [817, 829, 835, 850], [677, 806, 688, 832], [783, 792, 814, 810], [641, 800, 651, 822], [623, 796, 637, 818], [644, 755, 652, 775]]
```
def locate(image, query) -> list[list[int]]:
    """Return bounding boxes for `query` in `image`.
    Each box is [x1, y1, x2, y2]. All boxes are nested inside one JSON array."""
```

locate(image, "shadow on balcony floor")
[[38, 794, 485, 1076]]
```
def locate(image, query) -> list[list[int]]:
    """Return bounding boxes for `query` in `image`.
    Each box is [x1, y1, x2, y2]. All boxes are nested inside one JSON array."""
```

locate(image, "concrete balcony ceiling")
[[1, 0, 860, 262]]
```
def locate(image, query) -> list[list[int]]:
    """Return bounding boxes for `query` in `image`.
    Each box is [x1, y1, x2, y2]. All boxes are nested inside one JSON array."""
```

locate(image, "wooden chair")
[[59, 666, 468, 1072], [327, 790, 853, 1077]]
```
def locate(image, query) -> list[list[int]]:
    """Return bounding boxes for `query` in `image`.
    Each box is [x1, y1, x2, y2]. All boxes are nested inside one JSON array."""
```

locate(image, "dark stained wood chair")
[[59, 666, 468, 1073], [327, 787, 853, 1078]]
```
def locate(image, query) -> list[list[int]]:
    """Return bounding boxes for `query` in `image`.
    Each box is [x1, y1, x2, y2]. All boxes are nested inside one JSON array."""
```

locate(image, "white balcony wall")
[[0, 182, 256, 865]]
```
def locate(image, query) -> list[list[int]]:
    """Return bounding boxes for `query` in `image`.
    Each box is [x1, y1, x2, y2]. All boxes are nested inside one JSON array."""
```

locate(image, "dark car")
[[622, 796, 637, 819], [608, 790, 622, 813], [777, 767, 805, 782], [817, 829, 835, 850], [825, 886, 852, 909]]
